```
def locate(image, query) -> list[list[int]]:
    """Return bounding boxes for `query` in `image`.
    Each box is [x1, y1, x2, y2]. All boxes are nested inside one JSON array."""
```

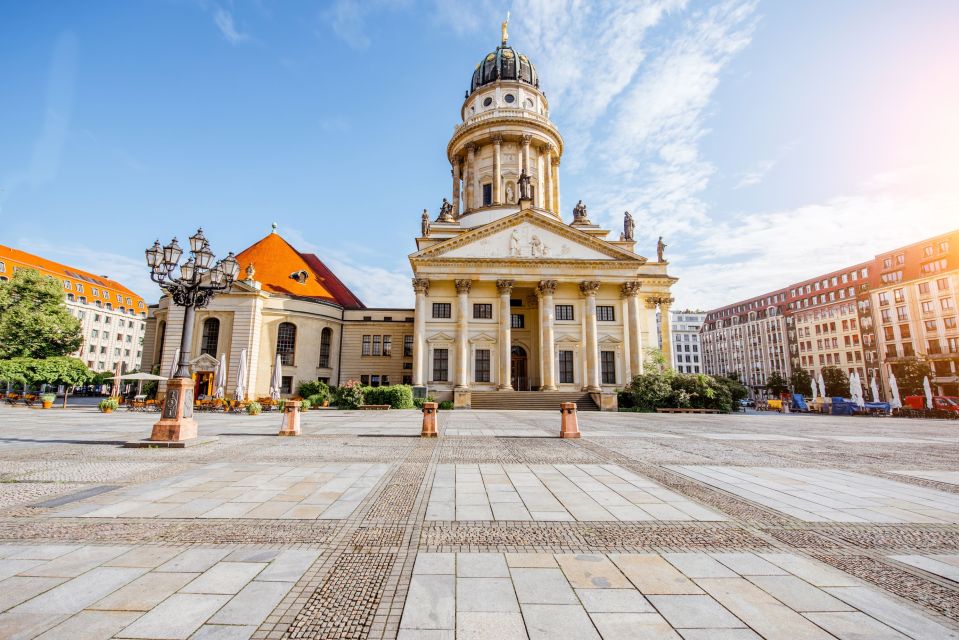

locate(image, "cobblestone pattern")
[[872, 470, 959, 495], [814, 552, 959, 623], [437, 437, 519, 463], [0, 481, 86, 509], [242, 438, 416, 463], [420, 521, 771, 551], [503, 437, 607, 463], [364, 463, 427, 522], [351, 525, 406, 549], [0, 517, 337, 544], [811, 525, 959, 551], [1, 460, 169, 483], [284, 551, 396, 640]]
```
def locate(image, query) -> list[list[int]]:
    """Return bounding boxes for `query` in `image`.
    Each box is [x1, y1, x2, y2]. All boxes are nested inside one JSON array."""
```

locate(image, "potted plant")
[[299, 398, 312, 411], [246, 401, 262, 415], [99, 397, 119, 413], [39, 393, 56, 409]]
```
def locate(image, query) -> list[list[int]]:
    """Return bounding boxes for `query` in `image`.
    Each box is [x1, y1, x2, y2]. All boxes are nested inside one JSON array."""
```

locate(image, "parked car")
[[903, 395, 959, 413]]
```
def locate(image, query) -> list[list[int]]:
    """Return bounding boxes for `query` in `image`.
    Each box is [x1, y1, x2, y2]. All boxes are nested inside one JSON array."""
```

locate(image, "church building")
[[143, 24, 676, 409]]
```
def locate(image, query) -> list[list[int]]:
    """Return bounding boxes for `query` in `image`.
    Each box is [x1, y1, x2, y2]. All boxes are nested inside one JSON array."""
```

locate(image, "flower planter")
[[41, 400, 54, 409]]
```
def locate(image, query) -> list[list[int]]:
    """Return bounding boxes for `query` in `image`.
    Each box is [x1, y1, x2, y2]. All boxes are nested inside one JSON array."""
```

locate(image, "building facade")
[[660, 310, 706, 373], [0, 245, 148, 373], [701, 230, 959, 399], [408, 31, 676, 406]]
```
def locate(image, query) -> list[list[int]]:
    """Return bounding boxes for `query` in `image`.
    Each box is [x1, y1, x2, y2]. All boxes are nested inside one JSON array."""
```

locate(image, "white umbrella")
[[848, 371, 857, 402], [853, 372, 865, 409], [213, 353, 226, 399], [889, 372, 902, 409], [870, 374, 880, 404], [168, 348, 180, 379], [923, 376, 934, 409], [106, 371, 167, 397], [234, 349, 248, 400], [817, 372, 826, 399], [809, 374, 818, 403], [270, 353, 282, 401]]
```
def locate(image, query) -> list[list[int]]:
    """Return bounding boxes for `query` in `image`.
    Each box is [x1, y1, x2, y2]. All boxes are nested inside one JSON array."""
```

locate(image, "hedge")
[[361, 385, 415, 409]]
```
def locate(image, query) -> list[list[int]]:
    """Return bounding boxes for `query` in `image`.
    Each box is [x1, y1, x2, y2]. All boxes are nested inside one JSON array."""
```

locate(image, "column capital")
[[412, 277, 430, 295], [491, 134, 504, 145], [620, 282, 641, 298], [644, 295, 674, 309], [537, 279, 558, 295], [552, 156, 561, 167], [496, 279, 514, 294], [541, 142, 554, 154], [455, 279, 472, 294], [465, 142, 477, 154], [521, 134, 533, 145], [579, 281, 601, 297]]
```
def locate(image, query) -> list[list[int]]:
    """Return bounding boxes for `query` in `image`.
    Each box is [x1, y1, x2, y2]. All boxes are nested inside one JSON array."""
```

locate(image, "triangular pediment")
[[427, 332, 455, 343], [189, 353, 220, 372], [555, 334, 581, 344], [411, 209, 646, 264], [599, 335, 623, 345], [469, 332, 498, 343]]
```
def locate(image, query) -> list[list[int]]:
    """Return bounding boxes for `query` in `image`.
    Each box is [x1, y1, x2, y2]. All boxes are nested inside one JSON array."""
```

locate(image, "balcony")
[[453, 108, 561, 139]]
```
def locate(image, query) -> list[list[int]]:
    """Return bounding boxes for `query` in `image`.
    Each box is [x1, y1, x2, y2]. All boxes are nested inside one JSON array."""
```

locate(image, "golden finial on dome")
[[501, 11, 510, 45]]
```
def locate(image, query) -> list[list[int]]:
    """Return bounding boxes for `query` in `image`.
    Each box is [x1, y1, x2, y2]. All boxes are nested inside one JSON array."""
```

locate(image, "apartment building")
[[660, 310, 706, 373], [0, 245, 148, 373]]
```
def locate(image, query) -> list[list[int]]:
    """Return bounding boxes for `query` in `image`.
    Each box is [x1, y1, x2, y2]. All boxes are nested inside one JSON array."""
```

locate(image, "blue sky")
[[2, 0, 958, 309]]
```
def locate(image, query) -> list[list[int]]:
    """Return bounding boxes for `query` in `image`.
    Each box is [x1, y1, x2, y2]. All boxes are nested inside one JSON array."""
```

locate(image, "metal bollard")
[[421, 402, 438, 437], [278, 400, 302, 436], [559, 402, 581, 438]]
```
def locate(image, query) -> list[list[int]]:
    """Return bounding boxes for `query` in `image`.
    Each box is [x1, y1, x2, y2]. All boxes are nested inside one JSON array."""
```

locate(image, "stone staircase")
[[469, 391, 599, 411]]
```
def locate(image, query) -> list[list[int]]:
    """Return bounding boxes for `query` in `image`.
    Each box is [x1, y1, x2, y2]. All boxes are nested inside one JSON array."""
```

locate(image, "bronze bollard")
[[421, 402, 438, 437], [560, 402, 580, 438]]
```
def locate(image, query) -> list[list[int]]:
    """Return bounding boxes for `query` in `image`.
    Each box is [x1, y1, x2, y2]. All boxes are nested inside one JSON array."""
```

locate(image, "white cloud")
[[733, 158, 775, 189], [212, 5, 249, 44], [323, 0, 410, 50]]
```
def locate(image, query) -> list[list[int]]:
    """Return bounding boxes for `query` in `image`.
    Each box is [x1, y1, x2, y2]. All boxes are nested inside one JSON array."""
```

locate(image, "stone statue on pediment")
[[657, 236, 667, 262], [517, 170, 532, 202], [623, 211, 635, 241], [572, 199, 591, 225], [509, 230, 521, 256], [421, 209, 430, 237], [437, 198, 454, 222]]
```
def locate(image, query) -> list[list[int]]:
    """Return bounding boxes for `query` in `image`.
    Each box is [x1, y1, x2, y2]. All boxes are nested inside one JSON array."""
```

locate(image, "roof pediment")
[[410, 209, 646, 264]]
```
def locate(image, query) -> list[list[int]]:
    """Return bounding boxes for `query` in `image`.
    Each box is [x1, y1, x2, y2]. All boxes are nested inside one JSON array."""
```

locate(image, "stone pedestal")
[[279, 400, 302, 436], [421, 402, 438, 437], [149, 377, 198, 443], [453, 389, 471, 409], [560, 402, 580, 439]]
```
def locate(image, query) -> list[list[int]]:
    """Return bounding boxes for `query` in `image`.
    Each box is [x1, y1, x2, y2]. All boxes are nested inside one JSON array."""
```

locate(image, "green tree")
[[766, 371, 790, 396], [0, 269, 82, 359], [27, 357, 94, 407], [790, 369, 812, 396], [893, 358, 934, 396], [715, 376, 748, 408], [820, 365, 849, 397]]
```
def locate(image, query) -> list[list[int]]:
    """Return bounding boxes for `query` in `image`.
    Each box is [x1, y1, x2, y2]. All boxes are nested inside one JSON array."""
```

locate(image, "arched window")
[[319, 327, 332, 368], [201, 318, 220, 356], [277, 322, 297, 365]]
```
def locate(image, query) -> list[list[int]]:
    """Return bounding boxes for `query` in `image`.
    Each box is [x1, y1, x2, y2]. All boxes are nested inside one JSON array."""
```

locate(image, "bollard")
[[278, 400, 302, 436], [559, 402, 581, 438], [421, 402, 438, 437]]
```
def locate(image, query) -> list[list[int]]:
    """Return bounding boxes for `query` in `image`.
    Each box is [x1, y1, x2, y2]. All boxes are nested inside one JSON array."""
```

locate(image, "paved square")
[[426, 463, 724, 522], [1, 406, 959, 639], [668, 466, 959, 523]]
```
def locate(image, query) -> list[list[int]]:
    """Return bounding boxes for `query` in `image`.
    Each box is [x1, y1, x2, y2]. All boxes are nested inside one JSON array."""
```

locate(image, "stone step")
[[469, 391, 599, 411]]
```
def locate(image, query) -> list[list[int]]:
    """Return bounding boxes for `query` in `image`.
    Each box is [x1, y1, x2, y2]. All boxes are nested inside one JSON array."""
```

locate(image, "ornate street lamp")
[[140, 229, 239, 444]]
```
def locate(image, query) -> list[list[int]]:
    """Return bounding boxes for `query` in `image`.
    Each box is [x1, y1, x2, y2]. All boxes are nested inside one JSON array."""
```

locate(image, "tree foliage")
[[820, 366, 849, 397], [623, 368, 736, 413], [765, 371, 790, 396], [790, 369, 812, 395], [0, 269, 83, 359], [892, 358, 934, 396]]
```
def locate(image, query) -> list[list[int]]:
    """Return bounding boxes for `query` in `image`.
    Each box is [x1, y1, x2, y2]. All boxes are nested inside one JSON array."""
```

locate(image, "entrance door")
[[194, 373, 213, 399], [511, 346, 528, 391]]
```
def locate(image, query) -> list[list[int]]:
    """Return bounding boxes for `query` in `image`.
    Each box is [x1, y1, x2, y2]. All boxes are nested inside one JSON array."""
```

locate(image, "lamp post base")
[[150, 377, 198, 442]]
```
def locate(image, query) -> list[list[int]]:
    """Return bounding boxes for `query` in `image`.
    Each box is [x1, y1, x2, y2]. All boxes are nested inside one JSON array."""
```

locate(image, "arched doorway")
[[511, 346, 528, 391]]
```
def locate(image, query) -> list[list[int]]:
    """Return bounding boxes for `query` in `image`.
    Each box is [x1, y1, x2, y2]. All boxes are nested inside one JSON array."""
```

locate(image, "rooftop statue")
[[623, 211, 635, 241], [572, 199, 591, 225], [421, 209, 431, 237], [517, 170, 532, 202], [657, 236, 667, 262], [437, 198, 454, 223]]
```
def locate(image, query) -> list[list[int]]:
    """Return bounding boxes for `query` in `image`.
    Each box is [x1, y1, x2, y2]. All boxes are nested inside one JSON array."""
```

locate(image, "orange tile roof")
[[236, 232, 364, 306], [0, 244, 147, 313]]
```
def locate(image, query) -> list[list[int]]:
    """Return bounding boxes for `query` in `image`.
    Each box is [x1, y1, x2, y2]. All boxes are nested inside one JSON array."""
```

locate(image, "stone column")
[[412, 278, 429, 386], [580, 281, 601, 392], [496, 279, 514, 390], [492, 135, 503, 205], [521, 134, 532, 177], [455, 279, 471, 389], [543, 145, 553, 212], [465, 143, 476, 212], [551, 156, 561, 216], [659, 297, 674, 370], [538, 280, 558, 390], [451, 160, 461, 218], [622, 282, 642, 377]]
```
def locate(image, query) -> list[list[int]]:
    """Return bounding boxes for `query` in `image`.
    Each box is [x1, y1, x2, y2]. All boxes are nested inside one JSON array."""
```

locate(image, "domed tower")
[[446, 20, 564, 228]]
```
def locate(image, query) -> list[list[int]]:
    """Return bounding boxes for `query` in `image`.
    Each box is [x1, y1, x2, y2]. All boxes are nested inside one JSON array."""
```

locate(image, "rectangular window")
[[896, 306, 908, 321], [894, 288, 904, 303], [360, 374, 369, 385], [383, 335, 392, 356], [432, 302, 451, 318], [510, 313, 525, 328], [559, 350, 574, 384], [949, 337, 959, 354], [922, 301, 934, 314], [404, 335, 414, 357], [928, 340, 942, 355], [482, 183, 492, 206], [433, 349, 449, 382], [945, 317, 957, 329], [943, 298, 956, 311], [362, 335, 371, 356], [919, 282, 931, 295], [402, 374, 412, 385], [475, 349, 490, 383], [555, 304, 574, 321], [937, 278, 950, 291], [899, 324, 911, 339], [925, 320, 938, 331], [382, 374, 390, 386], [600, 351, 615, 384], [473, 303, 493, 319], [597, 305, 615, 321], [372, 335, 382, 356], [370, 375, 380, 387]]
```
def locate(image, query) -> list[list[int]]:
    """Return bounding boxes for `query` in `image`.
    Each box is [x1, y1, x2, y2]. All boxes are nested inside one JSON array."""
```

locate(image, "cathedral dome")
[[469, 44, 539, 95]]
